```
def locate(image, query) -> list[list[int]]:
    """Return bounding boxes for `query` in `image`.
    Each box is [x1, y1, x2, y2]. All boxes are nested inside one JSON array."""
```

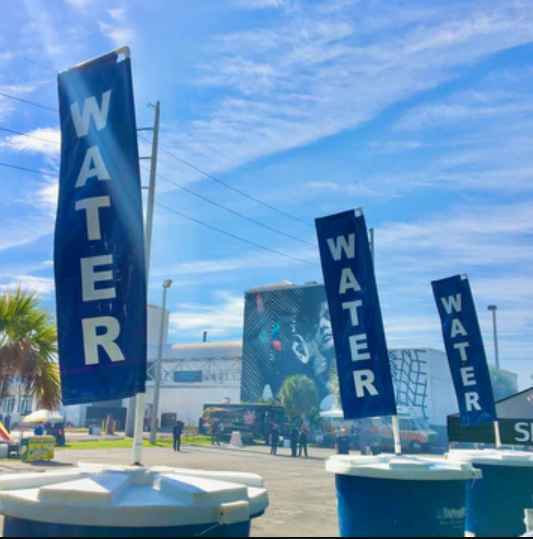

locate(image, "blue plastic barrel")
[[0, 466, 268, 538], [327, 455, 480, 538], [449, 450, 533, 537]]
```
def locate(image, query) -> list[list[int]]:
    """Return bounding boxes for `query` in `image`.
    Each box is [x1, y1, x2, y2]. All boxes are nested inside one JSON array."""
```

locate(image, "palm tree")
[[0, 287, 61, 410]]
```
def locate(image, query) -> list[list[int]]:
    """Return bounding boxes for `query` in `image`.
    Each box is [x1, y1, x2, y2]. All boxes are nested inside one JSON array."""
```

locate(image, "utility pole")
[[125, 102, 161, 465]]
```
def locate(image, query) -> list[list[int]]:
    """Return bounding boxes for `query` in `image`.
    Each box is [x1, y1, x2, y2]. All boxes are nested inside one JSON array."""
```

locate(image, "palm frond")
[[0, 287, 61, 409]]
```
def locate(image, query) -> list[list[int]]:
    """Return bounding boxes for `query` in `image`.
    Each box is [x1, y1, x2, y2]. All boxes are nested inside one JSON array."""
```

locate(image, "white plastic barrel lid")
[[326, 455, 481, 481], [447, 449, 533, 467], [0, 465, 269, 529]]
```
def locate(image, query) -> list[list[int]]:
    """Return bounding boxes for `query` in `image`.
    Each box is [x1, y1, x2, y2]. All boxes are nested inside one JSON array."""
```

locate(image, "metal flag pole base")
[[392, 415, 402, 456], [132, 393, 146, 465], [494, 421, 502, 450]]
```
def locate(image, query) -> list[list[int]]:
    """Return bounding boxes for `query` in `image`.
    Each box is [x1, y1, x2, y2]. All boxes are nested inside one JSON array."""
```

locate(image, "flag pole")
[[494, 421, 502, 450], [392, 415, 402, 456], [368, 223, 401, 456]]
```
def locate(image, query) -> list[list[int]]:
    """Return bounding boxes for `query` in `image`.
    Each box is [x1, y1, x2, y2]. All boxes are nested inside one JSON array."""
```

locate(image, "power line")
[[0, 91, 58, 113], [154, 199, 319, 268], [0, 126, 60, 145], [0, 160, 318, 267], [140, 166, 316, 247], [155, 106, 316, 209], [0, 162, 57, 178], [0, 46, 58, 74], [140, 134, 313, 229]]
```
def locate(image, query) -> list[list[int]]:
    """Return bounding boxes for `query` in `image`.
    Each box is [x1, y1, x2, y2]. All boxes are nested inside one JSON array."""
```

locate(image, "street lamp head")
[[163, 279, 173, 289], [488, 305, 498, 312]]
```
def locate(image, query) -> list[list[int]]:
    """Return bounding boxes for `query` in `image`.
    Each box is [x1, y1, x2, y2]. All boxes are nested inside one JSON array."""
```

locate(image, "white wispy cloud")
[[1, 128, 60, 157], [99, 8, 137, 48], [33, 181, 59, 216], [175, 0, 533, 177], [0, 84, 37, 122], [108, 8, 127, 22], [64, 0, 91, 9], [169, 292, 244, 338], [367, 66, 533, 195], [153, 247, 317, 278], [0, 218, 53, 253], [372, 198, 533, 361], [19, 0, 93, 70], [0, 98, 13, 122], [233, 0, 285, 10], [377, 200, 533, 271], [0, 276, 55, 296], [307, 181, 399, 201]]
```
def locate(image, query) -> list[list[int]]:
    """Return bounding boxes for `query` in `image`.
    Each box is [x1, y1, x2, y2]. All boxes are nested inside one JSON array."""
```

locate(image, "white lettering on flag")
[[75, 196, 111, 241], [327, 234, 356, 261], [339, 267, 362, 294], [441, 294, 462, 315], [71, 91, 111, 138], [82, 317, 125, 366], [76, 146, 111, 188]]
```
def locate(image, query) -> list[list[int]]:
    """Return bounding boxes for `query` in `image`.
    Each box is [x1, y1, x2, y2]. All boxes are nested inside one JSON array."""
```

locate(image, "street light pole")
[[488, 305, 500, 371], [150, 279, 172, 445]]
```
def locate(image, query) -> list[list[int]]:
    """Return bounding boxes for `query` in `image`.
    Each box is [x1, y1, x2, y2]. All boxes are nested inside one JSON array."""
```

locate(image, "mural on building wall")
[[241, 285, 334, 409], [241, 285, 433, 417], [389, 349, 429, 420]]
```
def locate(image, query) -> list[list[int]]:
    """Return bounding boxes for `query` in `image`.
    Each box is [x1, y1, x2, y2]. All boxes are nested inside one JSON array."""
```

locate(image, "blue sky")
[[0, 0, 532, 386]]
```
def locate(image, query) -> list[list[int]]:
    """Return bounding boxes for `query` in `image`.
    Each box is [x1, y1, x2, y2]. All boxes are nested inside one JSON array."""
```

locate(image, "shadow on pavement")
[[29, 461, 73, 468]]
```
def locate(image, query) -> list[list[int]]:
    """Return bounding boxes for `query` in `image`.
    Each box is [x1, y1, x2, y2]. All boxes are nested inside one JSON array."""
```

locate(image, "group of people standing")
[[269, 425, 309, 458]]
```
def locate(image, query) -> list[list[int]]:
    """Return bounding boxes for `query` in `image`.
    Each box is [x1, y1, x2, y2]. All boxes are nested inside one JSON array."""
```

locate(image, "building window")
[[2, 397, 15, 414], [18, 398, 33, 414]]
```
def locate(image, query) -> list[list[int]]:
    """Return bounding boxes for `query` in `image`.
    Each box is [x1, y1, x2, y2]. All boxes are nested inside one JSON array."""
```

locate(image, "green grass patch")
[[56, 435, 213, 451]]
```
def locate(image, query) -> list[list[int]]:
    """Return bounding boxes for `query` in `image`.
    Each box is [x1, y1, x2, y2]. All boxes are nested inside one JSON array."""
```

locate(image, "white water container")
[[0, 465, 269, 537]]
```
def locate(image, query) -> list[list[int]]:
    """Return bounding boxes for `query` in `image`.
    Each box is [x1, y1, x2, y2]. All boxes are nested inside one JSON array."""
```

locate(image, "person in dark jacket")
[[211, 422, 221, 446], [299, 429, 309, 458], [290, 427, 299, 457], [4, 414, 11, 433], [173, 420, 184, 452], [270, 425, 280, 456]]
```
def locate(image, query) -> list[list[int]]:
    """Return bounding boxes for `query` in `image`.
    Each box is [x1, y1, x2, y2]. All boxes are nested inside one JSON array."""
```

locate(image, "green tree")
[[329, 361, 341, 408], [258, 397, 277, 405], [280, 375, 320, 424], [489, 365, 517, 402], [0, 287, 61, 409]]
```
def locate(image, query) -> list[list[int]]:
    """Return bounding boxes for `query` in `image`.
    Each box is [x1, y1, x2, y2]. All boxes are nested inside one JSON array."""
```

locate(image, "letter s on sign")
[[515, 422, 531, 444]]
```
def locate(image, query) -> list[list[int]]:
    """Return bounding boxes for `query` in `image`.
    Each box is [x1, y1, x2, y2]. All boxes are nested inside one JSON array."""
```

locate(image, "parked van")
[[320, 407, 437, 454]]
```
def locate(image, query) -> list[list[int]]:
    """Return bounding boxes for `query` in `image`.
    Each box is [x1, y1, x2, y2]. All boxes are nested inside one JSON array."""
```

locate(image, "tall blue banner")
[[55, 51, 147, 405], [316, 210, 397, 420], [432, 275, 497, 427]]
